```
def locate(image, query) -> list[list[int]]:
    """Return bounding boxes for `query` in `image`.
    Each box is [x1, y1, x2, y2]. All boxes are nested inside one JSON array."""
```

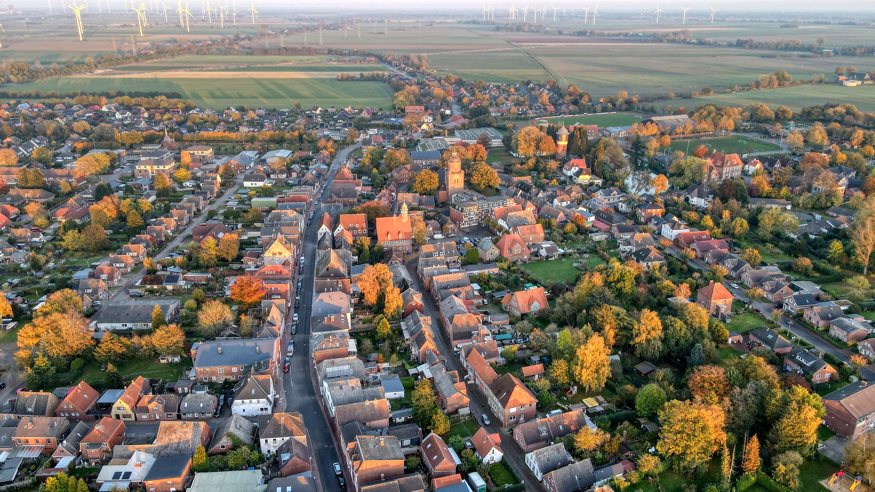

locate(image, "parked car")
[[0, 382, 5, 389], [337, 476, 345, 488], [283, 363, 290, 373], [333, 463, 342, 476], [293, 313, 299, 322], [481, 413, 491, 426]]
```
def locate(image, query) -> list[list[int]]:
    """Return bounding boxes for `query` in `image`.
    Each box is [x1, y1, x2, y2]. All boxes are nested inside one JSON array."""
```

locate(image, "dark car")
[[283, 363, 290, 373], [337, 476, 345, 488], [0, 382, 6, 389]]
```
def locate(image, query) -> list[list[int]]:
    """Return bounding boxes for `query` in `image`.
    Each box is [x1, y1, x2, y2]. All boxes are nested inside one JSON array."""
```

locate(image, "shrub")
[[737, 473, 757, 491], [70, 358, 86, 371]]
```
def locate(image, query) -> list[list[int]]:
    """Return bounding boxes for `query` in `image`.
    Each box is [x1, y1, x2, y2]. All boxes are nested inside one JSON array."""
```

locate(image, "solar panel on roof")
[[112, 472, 123, 479], [121, 472, 132, 479]]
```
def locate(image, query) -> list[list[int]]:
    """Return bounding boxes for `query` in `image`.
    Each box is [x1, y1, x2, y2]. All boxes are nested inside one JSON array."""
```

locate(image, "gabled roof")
[[489, 374, 536, 410], [471, 427, 502, 458], [824, 381, 875, 419], [261, 412, 306, 440], [421, 432, 454, 471], [466, 346, 498, 386], [234, 374, 273, 401], [698, 281, 733, 303]]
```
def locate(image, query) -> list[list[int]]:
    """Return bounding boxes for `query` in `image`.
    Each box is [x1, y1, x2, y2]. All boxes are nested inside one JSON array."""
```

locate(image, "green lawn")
[[669, 136, 782, 156], [799, 458, 837, 492], [489, 461, 520, 487], [447, 418, 479, 440], [726, 312, 768, 334], [533, 112, 642, 127], [520, 258, 582, 286], [486, 148, 515, 164], [80, 358, 189, 386], [718, 346, 743, 361], [0, 327, 19, 344]]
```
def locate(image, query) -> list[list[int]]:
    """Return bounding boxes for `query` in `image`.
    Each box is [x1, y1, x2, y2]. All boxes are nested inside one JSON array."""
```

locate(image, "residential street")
[[403, 258, 545, 492], [667, 246, 875, 381], [282, 143, 359, 492], [109, 175, 243, 302]]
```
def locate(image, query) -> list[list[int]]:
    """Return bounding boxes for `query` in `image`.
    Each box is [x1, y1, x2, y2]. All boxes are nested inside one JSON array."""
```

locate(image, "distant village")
[[0, 64, 873, 492]]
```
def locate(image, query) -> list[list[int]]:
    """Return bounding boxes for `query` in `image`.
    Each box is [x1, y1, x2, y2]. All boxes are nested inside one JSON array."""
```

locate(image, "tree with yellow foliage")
[[657, 400, 727, 472], [572, 334, 611, 393]]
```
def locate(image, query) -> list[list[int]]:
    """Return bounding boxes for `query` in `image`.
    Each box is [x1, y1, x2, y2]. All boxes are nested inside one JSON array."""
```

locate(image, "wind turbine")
[[681, 7, 689, 25], [181, 1, 192, 31], [248, 0, 256, 24], [177, 0, 184, 26], [70, 3, 85, 41], [508, 4, 516, 20], [133, 3, 148, 36], [709, 7, 717, 23], [204, 0, 214, 24], [521, 5, 528, 22], [219, 4, 225, 28], [162, 0, 168, 23], [591, 6, 598, 25], [582, 7, 591, 24], [655, 5, 663, 23], [482, 4, 488, 21]]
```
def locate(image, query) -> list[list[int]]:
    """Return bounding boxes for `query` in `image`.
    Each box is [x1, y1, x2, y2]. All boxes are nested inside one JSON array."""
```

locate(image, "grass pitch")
[[669, 136, 782, 155]]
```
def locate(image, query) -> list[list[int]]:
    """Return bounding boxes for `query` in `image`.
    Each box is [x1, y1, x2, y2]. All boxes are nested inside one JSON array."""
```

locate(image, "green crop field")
[[534, 112, 643, 127], [669, 135, 783, 155], [665, 84, 875, 113], [3, 76, 395, 109]]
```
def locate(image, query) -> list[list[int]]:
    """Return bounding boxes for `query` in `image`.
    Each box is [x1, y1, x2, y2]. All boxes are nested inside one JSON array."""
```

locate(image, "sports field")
[[669, 136, 783, 155], [533, 113, 643, 127], [664, 84, 875, 113]]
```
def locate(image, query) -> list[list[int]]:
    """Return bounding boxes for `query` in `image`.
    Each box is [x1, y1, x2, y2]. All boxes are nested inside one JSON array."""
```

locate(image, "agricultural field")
[[668, 135, 783, 155], [664, 84, 875, 113], [2, 54, 395, 109], [533, 112, 643, 127], [4, 76, 395, 109]]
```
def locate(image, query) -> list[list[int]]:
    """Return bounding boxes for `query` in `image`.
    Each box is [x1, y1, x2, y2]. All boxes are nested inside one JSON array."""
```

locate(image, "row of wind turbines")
[[62, 0, 259, 41], [484, 4, 720, 25]]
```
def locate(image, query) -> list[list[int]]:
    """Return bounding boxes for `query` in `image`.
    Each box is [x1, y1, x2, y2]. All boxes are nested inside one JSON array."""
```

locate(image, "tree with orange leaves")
[[229, 275, 267, 309], [688, 365, 731, 405]]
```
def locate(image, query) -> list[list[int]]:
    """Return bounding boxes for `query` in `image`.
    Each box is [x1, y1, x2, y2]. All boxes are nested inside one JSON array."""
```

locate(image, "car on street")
[[481, 413, 491, 426], [730, 283, 740, 289], [333, 463, 342, 476], [291, 324, 297, 335], [0, 382, 5, 389], [293, 313, 299, 322], [337, 476, 346, 488], [283, 363, 290, 373]]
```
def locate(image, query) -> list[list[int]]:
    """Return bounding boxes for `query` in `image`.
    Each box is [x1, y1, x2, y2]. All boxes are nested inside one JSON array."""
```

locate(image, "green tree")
[[769, 385, 824, 457], [827, 240, 845, 264], [771, 451, 804, 489], [463, 247, 480, 265], [636, 383, 667, 418], [412, 379, 437, 427]]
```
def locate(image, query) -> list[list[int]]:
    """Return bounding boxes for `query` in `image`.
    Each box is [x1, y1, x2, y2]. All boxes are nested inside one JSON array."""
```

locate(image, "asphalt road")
[[403, 258, 545, 492], [283, 144, 359, 492]]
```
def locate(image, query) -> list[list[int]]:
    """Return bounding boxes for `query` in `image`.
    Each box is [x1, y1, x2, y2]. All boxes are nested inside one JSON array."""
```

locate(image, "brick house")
[[143, 455, 192, 492], [135, 394, 181, 421], [12, 417, 70, 454], [486, 374, 537, 427], [823, 381, 875, 438], [784, 348, 838, 383], [112, 376, 149, 421], [421, 433, 456, 478], [696, 281, 733, 318], [79, 417, 126, 464], [348, 435, 405, 487], [494, 233, 530, 262], [501, 287, 549, 317]]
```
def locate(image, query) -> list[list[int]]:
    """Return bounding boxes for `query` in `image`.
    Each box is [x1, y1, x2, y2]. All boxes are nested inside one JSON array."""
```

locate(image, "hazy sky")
[[82, 0, 875, 13]]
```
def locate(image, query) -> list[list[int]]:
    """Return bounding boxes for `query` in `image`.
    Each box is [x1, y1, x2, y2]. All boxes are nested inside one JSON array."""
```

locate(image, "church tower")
[[445, 152, 465, 197], [556, 125, 569, 158]]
